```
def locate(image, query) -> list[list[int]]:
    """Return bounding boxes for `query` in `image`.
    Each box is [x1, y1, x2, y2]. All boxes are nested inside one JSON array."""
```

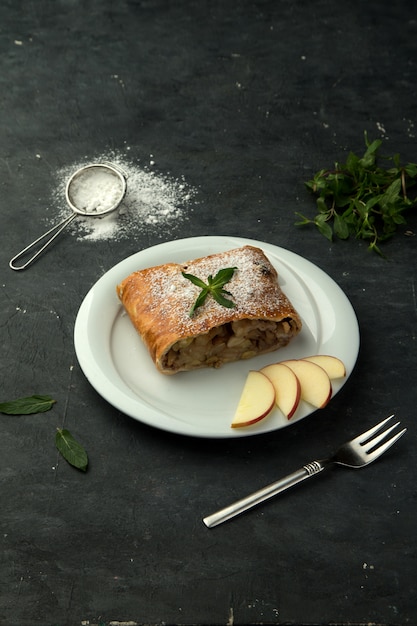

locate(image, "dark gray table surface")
[[1, 1, 416, 625]]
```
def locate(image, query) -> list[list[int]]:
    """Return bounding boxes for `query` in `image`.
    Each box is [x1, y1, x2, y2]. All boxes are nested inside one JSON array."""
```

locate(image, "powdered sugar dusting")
[[119, 246, 296, 336], [46, 151, 197, 241]]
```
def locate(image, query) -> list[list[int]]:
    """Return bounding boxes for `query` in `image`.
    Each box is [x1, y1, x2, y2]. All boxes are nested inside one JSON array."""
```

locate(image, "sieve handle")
[[9, 212, 78, 271]]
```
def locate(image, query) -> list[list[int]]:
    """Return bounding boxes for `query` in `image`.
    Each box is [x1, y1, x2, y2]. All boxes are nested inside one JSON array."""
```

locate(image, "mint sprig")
[[296, 132, 417, 255], [182, 266, 237, 316]]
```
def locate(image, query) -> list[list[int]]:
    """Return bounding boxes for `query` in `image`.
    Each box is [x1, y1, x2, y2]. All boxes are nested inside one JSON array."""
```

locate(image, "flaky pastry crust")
[[116, 245, 302, 374]]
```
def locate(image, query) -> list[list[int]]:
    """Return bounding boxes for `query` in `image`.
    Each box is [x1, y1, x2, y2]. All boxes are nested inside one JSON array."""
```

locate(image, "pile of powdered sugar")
[[47, 152, 197, 242], [67, 166, 125, 214]]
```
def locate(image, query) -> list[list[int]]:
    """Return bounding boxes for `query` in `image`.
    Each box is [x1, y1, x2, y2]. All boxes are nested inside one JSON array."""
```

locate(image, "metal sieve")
[[9, 162, 127, 271]]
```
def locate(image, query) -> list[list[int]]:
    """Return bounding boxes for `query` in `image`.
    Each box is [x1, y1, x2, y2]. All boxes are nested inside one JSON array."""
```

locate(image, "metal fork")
[[203, 415, 406, 528]]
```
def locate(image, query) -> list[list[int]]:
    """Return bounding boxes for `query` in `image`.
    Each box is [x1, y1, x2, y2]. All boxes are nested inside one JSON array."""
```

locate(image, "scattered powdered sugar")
[[47, 152, 197, 241]]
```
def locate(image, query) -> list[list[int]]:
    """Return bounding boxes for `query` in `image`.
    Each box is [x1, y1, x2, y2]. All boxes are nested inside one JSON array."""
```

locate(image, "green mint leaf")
[[346, 151, 360, 174], [359, 138, 382, 168], [213, 290, 236, 308], [391, 212, 407, 225], [209, 267, 237, 289], [294, 212, 313, 226], [316, 196, 329, 213], [55, 428, 88, 472], [382, 178, 402, 205], [405, 163, 417, 178], [333, 213, 350, 239], [182, 267, 237, 316], [189, 288, 209, 315], [315, 220, 333, 241], [181, 272, 207, 289], [0, 394, 56, 415]]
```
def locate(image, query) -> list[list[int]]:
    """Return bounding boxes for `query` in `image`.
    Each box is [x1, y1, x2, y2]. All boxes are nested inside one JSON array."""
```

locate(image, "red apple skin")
[[316, 388, 332, 408], [231, 403, 274, 429], [280, 359, 332, 409], [261, 363, 301, 419], [231, 371, 276, 428], [285, 380, 301, 419]]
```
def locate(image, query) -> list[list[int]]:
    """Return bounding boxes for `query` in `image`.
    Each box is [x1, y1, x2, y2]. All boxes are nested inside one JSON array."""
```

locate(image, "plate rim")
[[74, 235, 360, 438]]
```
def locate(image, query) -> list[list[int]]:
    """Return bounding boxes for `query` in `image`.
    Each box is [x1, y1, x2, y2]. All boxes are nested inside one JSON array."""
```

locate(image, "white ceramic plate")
[[74, 236, 359, 438]]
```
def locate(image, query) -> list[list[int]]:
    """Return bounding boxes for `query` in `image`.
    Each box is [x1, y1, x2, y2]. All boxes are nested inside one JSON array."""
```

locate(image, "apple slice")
[[303, 355, 346, 379], [260, 363, 301, 419], [281, 359, 332, 409], [231, 370, 276, 428]]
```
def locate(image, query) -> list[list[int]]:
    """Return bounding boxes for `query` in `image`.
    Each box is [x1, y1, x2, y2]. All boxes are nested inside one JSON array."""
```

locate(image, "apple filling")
[[162, 317, 295, 372]]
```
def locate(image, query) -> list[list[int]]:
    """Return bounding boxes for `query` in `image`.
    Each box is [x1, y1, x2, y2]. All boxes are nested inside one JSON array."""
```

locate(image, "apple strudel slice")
[[116, 245, 302, 375]]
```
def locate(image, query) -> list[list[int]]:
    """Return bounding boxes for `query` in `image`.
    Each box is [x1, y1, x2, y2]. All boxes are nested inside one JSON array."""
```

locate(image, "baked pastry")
[[116, 245, 302, 374]]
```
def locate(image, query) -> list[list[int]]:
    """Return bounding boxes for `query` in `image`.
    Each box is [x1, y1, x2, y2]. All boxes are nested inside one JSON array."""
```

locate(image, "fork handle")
[[203, 460, 327, 528]]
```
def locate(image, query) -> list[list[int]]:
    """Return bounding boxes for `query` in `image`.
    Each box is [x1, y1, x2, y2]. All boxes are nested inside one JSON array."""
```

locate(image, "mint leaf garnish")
[[182, 266, 237, 316]]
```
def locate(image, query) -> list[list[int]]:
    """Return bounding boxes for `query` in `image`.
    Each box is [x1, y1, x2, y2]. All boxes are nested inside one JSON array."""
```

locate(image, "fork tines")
[[359, 415, 407, 459]]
